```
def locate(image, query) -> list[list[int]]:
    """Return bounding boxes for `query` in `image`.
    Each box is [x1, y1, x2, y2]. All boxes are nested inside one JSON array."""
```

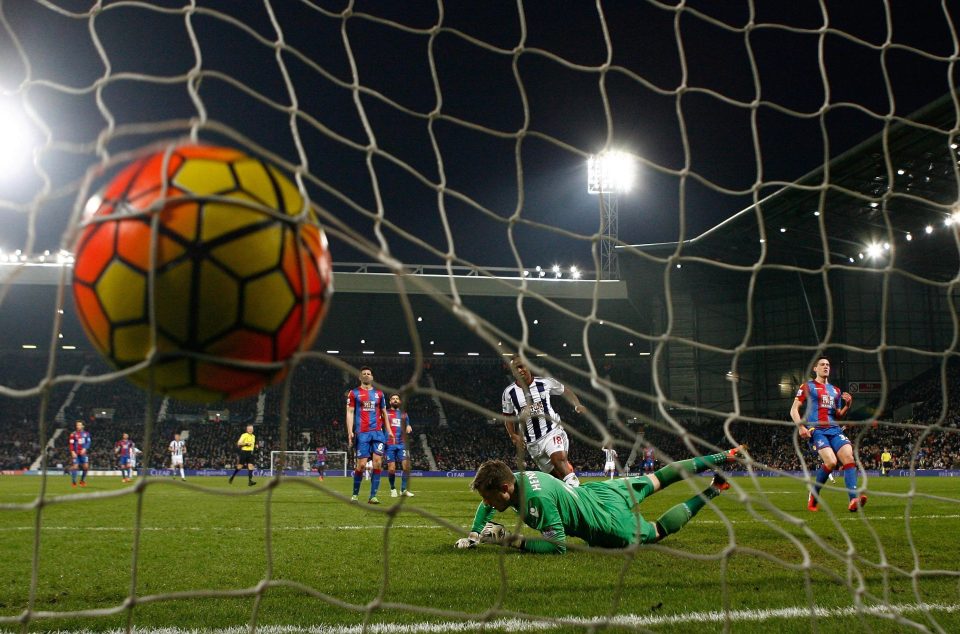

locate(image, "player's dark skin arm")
[[502, 415, 524, 448]]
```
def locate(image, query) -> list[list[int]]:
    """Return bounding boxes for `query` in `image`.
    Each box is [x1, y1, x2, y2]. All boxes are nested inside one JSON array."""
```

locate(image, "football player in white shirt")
[[501, 357, 586, 488], [602, 445, 618, 479], [168, 433, 187, 481], [129, 446, 142, 478]]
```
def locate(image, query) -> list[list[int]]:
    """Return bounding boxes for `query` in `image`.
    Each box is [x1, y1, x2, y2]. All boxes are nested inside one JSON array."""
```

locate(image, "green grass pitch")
[[0, 473, 957, 633]]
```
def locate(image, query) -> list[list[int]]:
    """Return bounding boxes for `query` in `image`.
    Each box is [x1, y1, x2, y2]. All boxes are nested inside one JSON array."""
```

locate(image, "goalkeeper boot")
[[402, 490, 415, 497], [390, 489, 398, 498], [368, 497, 380, 505], [807, 493, 819, 512], [848, 494, 867, 512], [711, 473, 730, 491], [350, 495, 358, 502]]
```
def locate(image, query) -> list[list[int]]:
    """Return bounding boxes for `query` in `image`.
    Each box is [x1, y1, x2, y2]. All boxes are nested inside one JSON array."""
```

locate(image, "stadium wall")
[[620, 253, 957, 421]]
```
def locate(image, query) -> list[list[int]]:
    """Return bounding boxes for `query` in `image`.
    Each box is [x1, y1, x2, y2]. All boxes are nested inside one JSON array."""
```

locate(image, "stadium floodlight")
[[926, 225, 934, 234], [588, 151, 634, 279], [906, 232, 913, 241], [866, 243, 883, 259], [587, 151, 634, 194], [0, 100, 35, 181]]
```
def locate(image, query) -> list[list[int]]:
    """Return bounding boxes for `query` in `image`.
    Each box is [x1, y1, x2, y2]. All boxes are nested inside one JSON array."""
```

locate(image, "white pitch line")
[[1, 514, 957, 533], [14, 602, 960, 634]]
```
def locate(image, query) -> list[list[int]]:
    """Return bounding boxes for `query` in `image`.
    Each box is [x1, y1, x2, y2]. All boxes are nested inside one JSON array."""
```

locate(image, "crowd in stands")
[[1, 353, 959, 475]]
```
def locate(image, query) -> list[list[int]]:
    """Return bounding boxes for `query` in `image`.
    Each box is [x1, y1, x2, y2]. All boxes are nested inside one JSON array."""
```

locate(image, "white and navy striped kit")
[[502, 377, 564, 443]]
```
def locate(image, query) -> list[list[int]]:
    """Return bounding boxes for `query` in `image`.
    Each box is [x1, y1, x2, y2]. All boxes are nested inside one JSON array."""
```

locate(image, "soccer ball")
[[72, 144, 333, 402]]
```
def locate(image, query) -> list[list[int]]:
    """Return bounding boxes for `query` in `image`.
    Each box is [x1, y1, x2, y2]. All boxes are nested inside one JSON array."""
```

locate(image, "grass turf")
[[0, 472, 957, 633]]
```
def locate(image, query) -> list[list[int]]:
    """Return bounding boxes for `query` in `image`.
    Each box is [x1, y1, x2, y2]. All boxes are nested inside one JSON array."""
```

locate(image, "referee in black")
[[229, 424, 257, 486]]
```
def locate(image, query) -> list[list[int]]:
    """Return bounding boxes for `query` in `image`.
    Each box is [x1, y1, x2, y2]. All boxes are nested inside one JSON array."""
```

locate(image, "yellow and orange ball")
[[72, 144, 333, 402]]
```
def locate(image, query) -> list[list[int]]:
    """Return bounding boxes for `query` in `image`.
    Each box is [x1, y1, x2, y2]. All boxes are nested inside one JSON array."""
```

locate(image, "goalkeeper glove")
[[479, 522, 506, 544], [454, 532, 481, 549]]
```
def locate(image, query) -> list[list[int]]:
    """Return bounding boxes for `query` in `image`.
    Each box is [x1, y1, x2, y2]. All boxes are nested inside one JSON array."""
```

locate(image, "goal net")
[[1, 1, 959, 632], [269, 450, 346, 477]]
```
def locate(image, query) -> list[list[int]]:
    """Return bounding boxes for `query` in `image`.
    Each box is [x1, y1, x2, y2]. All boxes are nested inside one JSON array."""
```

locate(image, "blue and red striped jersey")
[[795, 380, 843, 427], [348, 388, 386, 434]]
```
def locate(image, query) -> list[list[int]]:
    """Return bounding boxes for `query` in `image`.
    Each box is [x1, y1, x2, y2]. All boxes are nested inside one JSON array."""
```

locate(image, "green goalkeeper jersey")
[[470, 471, 659, 553]]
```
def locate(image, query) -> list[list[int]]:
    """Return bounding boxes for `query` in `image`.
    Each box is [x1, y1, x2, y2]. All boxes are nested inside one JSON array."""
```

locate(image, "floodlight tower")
[[587, 150, 634, 280]]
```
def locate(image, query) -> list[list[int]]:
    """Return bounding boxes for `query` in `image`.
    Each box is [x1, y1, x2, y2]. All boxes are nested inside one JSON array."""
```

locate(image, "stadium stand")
[[2, 350, 957, 474]]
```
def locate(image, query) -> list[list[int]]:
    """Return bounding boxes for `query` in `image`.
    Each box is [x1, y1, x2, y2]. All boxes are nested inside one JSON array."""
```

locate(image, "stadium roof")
[[0, 262, 638, 357], [622, 92, 960, 283]]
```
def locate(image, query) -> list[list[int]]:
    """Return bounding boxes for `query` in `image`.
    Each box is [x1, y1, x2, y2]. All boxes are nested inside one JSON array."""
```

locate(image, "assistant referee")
[[229, 424, 257, 486]]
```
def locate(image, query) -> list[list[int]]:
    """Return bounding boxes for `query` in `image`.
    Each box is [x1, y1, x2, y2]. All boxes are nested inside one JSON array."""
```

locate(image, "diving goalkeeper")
[[455, 447, 742, 553]]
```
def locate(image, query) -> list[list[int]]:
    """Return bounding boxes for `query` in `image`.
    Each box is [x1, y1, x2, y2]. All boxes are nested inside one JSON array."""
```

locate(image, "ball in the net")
[[72, 144, 333, 402]]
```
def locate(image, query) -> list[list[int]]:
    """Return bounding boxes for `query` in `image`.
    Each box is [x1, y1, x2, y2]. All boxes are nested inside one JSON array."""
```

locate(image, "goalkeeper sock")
[[652, 452, 727, 489], [841, 463, 858, 499], [353, 470, 363, 495], [388, 473, 396, 489], [370, 469, 382, 498], [401, 472, 409, 491], [655, 486, 720, 539]]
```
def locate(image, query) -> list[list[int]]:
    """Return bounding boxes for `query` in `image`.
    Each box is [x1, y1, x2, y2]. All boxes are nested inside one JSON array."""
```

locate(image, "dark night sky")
[[0, 0, 957, 272]]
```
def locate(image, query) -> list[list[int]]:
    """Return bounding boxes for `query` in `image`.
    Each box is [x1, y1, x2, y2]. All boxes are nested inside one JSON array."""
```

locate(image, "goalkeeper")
[[455, 447, 742, 553]]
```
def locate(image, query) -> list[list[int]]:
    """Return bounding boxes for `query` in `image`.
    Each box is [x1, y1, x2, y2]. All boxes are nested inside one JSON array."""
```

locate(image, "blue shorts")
[[119, 457, 130, 467], [315, 461, 325, 469], [809, 426, 850, 454], [74, 455, 89, 466], [355, 431, 385, 459], [643, 459, 655, 470], [385, 444, 406, 464]]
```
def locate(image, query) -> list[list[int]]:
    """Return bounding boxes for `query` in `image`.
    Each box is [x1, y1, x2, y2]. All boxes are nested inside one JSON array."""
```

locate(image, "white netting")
[[1, 1, 959, 632]]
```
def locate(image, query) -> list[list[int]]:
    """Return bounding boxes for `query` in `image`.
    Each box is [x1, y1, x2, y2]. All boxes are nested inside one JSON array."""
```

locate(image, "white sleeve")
[[545, 377, 565, 395], [502, 387, 515, 415]]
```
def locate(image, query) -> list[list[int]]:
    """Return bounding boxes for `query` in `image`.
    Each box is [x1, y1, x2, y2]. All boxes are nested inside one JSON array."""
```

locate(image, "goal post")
[[269, 450, 347, 477]]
